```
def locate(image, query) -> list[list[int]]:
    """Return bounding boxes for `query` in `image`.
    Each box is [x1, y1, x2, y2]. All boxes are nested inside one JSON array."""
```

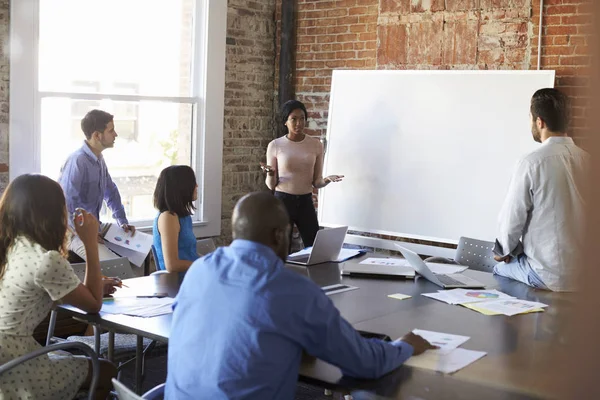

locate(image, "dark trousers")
[[274, 191, 319, 248]]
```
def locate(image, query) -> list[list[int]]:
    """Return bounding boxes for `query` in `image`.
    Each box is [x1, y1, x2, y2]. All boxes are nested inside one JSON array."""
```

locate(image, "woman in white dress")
[[0, 174, 117, 399]]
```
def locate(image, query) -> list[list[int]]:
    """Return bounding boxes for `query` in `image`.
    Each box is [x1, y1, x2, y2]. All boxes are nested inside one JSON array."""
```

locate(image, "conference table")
[[57, 254, 572, 399]]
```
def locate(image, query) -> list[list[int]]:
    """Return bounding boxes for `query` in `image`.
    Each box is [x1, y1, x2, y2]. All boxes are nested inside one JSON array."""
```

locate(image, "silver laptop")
[[395, 245, 485, 289], [287, 226, 348, 266], [342, 263, 415, 279]]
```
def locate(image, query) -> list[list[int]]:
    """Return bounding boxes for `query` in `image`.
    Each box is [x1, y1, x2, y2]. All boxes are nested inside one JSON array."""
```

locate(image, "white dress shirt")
[[495, 136, 589, 291]]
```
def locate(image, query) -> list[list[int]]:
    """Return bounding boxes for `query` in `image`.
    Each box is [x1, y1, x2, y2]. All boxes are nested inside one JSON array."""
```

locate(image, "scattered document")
[[473, 299, 548, 316], [424, 263, 468, 275], [387, 293, 412, 301], [422, 289, 514, 305], [360, 257, 409, 267], [405, 348, 487, 374], [103, 224, 153, 267], [105, 224, 153, 251], [412, 329, 470, 353], [288, 247, 363, 262], [461, 303, 543, 316], [101, 297, 174, 318]]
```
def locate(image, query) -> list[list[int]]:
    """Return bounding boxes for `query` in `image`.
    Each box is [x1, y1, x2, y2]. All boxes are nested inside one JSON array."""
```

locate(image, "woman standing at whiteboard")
[[262, 100, 344, 248]]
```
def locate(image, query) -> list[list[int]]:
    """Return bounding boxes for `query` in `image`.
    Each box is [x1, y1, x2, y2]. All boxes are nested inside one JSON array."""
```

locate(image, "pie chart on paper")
[[465, 292, 499, 299]]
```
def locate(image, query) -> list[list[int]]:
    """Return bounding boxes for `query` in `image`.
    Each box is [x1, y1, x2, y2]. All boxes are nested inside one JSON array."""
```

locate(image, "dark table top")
[[59, 254, 572, 399]]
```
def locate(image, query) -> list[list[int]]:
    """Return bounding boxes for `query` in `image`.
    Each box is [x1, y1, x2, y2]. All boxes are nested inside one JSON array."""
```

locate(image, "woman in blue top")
[[152, 165, 199, 273]]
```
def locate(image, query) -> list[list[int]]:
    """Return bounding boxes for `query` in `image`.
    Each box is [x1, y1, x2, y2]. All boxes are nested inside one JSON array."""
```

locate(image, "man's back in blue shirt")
[[166, 240, 415, 400]]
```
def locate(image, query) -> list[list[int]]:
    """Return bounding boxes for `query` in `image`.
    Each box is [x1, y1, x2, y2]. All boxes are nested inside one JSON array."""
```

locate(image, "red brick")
[[411, 0, 445, 13], [443, 19, 478, 65], [377, 24, 407, 65], [379, 0, 409, 14], [0, 164, 7, 173], [407, 17, 444, 65], [446, 0, 478, 12]]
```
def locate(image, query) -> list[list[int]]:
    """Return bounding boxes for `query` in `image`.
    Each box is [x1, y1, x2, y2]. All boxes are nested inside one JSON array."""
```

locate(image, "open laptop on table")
[[342, 263, 415, 279], [287, 226, 348, 266], [395, 244, 485, 289]]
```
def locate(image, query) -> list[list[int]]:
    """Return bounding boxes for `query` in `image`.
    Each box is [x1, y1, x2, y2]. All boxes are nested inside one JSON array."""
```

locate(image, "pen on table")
[[102, 275, 129, 288]]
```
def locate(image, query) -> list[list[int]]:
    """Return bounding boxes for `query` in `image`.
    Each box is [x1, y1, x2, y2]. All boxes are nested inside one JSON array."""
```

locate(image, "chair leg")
[[93, 325, 101, 355], [46, 309, 58, 346]]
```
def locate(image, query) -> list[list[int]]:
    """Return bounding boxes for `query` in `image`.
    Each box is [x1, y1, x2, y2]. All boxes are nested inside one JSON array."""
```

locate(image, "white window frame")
[[9, 0, 227, 237]]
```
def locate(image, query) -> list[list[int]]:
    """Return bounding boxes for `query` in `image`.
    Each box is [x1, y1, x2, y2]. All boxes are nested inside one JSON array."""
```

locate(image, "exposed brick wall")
[[531, 0, 592, 141], [280, 0, 590, 140], [0, 0, 9, 193], [220, 0, 277, 243], [274, 0, 591, 246]]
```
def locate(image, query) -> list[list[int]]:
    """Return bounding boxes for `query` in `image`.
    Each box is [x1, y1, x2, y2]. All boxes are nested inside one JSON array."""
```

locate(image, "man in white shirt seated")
[[493, 88, 589, 291]]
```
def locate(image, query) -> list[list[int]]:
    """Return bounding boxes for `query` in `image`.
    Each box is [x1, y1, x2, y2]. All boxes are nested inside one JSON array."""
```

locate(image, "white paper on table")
[[359, 257, 409, 267], [405, 348, 487, 374], [424, 263, 468, 275], [421, 292, 456, 304], [438, 289, 515, 305], [474, 299, 549, 316], [288, 247, 362, 262], [411, 329, 470, 353], [101, 297, 174, 318], [105, 241, 147, 268], [104, 224, 153, 253]]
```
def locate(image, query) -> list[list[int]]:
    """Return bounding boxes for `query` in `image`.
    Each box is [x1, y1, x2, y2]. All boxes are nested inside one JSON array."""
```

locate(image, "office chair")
[[454, 237, 497, 272], [424, 237, 497, 273], [0, 342, 100, 400], [150, 238, 216, 275], [46, 258, 166, 384], [112, 378, 165, 400]]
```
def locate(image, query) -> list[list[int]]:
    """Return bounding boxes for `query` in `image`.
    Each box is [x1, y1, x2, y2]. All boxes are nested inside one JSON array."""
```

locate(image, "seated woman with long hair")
[[152, 165, 200, 273], [0, 174, 117, 399]]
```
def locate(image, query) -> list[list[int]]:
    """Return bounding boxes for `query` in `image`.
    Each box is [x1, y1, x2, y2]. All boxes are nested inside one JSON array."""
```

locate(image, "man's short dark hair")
[[81, 109, 114, 139], [530, 88, 571, 133], [153, 165, 197, 218]]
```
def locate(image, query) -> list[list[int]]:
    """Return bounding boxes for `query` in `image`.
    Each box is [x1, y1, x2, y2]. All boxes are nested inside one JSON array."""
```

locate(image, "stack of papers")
[[102, 297, 175, 318], [422, 289, 515, 305], [404, 329, 487, 374], [422, 289, 548, 316], [359, 258, 468, 275]]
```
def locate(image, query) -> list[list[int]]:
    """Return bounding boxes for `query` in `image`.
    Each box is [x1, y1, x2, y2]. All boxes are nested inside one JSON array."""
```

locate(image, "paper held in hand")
[[103, 224, 153, 267]]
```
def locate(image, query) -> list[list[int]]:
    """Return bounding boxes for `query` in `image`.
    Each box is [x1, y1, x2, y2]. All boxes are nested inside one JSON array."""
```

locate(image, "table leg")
[[135, 335, 143, 394]]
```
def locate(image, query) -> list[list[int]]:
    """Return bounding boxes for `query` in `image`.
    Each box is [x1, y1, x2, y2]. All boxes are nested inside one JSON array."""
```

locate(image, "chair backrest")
[[112, 379, 165, 400], [112, 378, 143, 400], [151, 245, 165, 271], [70, 257, 135, 281], [143, 383, 166, 400], [454, 237, 497, 272], [196, 238, 216, 256], [1, 342, 100, 400]]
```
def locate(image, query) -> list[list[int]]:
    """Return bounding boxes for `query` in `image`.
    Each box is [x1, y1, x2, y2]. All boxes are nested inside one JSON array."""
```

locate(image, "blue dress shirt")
[[166, 240, 414, 400], [153, 214, 199, 271], [58, 142, 128, 227]]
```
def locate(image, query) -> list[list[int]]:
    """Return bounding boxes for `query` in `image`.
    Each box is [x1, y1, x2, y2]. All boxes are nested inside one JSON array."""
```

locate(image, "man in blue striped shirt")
[[58, 109, 135, 260], [166, 192, 435, 400]]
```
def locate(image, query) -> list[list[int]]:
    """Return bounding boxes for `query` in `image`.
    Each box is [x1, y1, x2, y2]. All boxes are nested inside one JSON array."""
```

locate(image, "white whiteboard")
[[319, 70, 555, 244]]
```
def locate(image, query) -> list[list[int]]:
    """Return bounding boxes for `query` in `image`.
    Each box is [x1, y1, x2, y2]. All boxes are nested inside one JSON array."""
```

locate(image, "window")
[[10, 0, 227, 236]]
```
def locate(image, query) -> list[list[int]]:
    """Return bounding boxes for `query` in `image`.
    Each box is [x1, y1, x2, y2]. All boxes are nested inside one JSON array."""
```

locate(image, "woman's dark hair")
[[531, 88, 571, 133], [0, 174, 69, 278], [153, 165, 197, 218], [280, 100, 308, 135]]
